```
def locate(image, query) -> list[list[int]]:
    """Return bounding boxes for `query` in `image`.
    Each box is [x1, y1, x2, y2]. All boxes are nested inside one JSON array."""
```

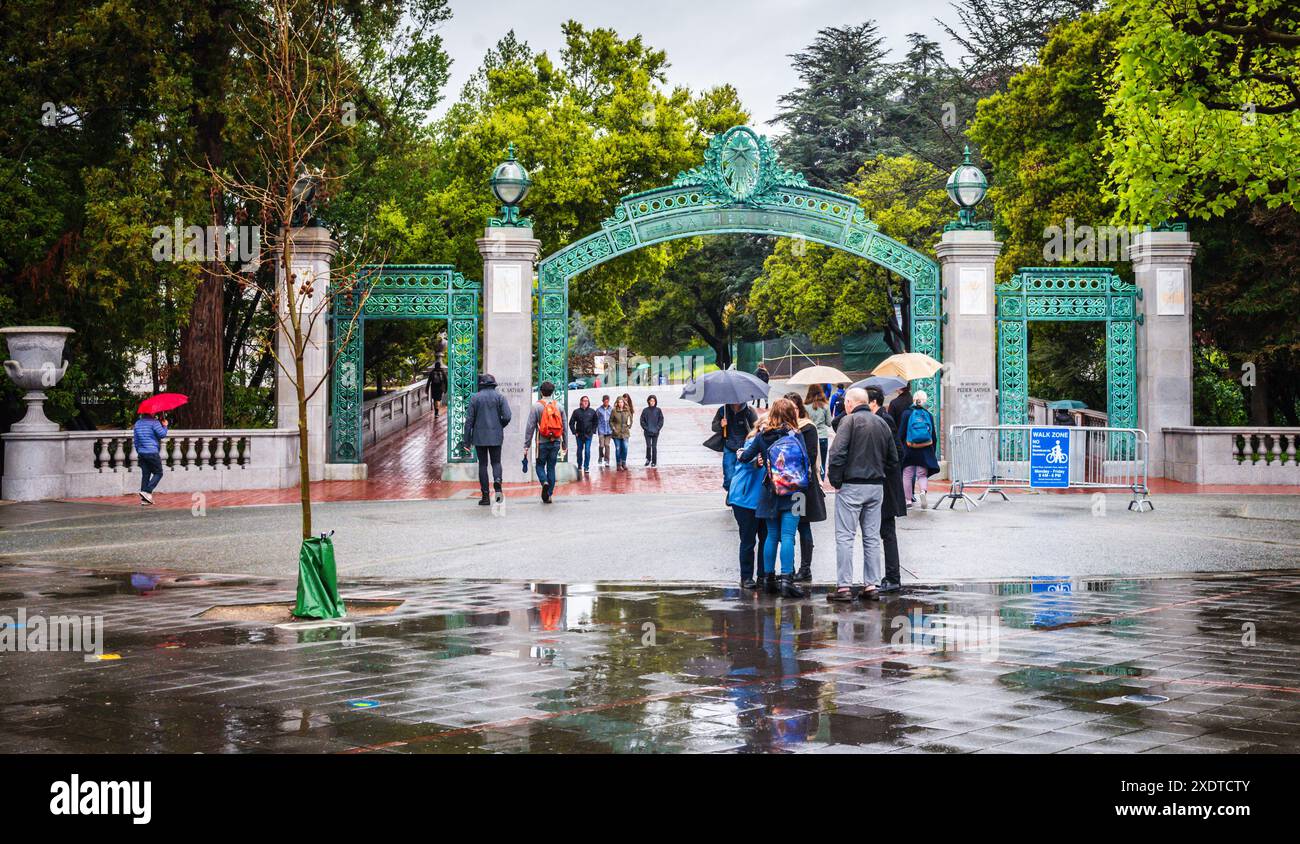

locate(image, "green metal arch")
[[535, 125, 943, 430]]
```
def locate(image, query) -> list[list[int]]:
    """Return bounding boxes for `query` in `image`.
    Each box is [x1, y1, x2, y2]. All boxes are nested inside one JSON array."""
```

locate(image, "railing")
[[938, 424, 1151, 511], [362, 379, 433, 448], [1163, 427, 1300, 486], [1, 428, 301, 500], [1027, 397, 1108, 427]]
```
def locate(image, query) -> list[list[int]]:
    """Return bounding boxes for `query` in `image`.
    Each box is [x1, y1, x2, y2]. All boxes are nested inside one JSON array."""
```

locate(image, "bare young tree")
[[201, 0, 378, 539]]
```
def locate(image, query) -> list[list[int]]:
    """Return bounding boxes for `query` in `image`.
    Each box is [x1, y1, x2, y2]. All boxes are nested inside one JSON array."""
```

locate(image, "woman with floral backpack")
[[737, 398, 808, 599]]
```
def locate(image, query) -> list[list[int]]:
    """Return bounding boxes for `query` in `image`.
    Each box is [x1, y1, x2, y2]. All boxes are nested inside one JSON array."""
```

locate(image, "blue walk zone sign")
[[1029, 427, 1071, 488]]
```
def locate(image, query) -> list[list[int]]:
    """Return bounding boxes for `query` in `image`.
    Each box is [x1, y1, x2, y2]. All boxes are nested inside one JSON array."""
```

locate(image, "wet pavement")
[[3, 562, 1300, 754]]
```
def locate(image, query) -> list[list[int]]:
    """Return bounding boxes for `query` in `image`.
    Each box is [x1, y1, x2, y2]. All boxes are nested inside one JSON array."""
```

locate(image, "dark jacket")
[[569, 406, 599, 438], [463, 374, 511, 448], [827, 405, 898, 489], [887, 389, 913, 428], [712, 404, 757, 450], [426, 366, 446, 399], [875, 406, 908, 519], [737, 426, 801, 519], [639, 405, 664, 435], [797, 419, 827, 523], [897, 404, 941, 476], [754, 366, 770, 384]]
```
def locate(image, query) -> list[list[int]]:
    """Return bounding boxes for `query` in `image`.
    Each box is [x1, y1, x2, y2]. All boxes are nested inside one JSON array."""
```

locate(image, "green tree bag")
[[293, 533, 345, 619]]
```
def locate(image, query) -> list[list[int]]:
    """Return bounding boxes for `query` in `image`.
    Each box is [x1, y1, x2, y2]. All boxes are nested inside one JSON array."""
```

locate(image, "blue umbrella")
[[680, 369, 769, 405], [850, 375, 908, 395], [1047, 399, 1088, 410]]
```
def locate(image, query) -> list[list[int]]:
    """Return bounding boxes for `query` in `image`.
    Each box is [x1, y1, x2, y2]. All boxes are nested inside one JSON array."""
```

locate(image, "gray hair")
[[845, 387, 870, 408]]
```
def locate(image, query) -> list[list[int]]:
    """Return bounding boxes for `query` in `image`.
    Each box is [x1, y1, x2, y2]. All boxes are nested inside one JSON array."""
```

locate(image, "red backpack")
[[538, 399, 564, 439]]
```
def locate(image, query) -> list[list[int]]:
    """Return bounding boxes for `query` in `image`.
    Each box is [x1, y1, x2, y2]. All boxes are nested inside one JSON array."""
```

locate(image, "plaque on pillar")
[[492, 265, 523, 314], [1156, 268, 1185, 315], [958, 267, 988, 315]]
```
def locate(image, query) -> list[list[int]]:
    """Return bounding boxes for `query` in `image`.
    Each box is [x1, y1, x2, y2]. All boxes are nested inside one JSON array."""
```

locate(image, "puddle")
[[197, 598, 403, 624]]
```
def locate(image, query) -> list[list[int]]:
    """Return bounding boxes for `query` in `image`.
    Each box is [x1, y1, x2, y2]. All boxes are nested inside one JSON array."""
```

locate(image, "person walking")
[[133, 412, 169, 505], [610, 395, 633, 470], [805, 385, 832, 480], [426, 361, 446, 417], [639, 394, 664, 467], [462, 372, 512, 506], [726, 429, 768, 590], [753, 363, 770, 409], [737, 398, 808, 599], [829, 383, 848, 420], [569, 395, 599, 478], [826, 387, 898, 602], [523, 381, 568, 503], [866, 385, 906, 593], [896, 390, 940, 509], [713, 402, 758, 491], [785, 392, 827, 584], [595, 394, 614, 468]]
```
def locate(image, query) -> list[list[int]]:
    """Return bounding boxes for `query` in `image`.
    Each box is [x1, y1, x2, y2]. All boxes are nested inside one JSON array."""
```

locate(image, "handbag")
[[703, 431, 726, 452]]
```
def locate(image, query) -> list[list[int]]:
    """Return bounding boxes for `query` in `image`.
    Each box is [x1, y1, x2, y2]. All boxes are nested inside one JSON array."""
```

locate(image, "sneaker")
[[478, 494, 491, 506], [140, 491, 154, 504], [877, 579, 901, 594], [826, 588, 854, 603], [918, 491, 928, 510]]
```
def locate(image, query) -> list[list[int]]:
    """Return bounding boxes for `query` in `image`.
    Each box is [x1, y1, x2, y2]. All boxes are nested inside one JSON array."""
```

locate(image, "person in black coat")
[[462, 373, 511, 505], [753, 364, 770, 409], [426, 362, 446, 417], [568, 396, 599, 477], [866, 386, 906, 592], [639, 394, 664, 467], [887, 386, 913, 428]]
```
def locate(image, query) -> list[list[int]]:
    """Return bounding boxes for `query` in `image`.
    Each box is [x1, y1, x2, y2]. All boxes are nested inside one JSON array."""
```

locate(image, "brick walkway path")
[[3, 563, 1298, 753]]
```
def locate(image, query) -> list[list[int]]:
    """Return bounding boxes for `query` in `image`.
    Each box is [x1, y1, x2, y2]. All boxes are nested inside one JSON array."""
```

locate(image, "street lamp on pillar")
[[944, 145, 990, 231], [489, 142, 533, 228]]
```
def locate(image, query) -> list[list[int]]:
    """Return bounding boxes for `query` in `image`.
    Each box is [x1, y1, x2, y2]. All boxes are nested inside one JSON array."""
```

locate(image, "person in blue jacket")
[[737, 398, 806, 599], [132, 412, 169, 505], [726, 430, 768, 589]]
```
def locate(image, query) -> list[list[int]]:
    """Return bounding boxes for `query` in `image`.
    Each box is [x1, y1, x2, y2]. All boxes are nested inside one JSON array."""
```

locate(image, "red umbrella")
[[138, 392, 188, 415]]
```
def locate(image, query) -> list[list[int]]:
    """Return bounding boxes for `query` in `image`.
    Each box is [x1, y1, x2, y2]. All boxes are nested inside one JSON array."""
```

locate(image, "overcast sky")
[[434, 0, 967, 128]]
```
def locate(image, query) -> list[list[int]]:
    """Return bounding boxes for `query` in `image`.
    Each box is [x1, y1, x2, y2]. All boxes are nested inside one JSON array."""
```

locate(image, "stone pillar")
[[274, 226, 338, 482], [936, 230, 1002, 457], [478, 226, 541, 484], [1130, 230, 1197, 478]]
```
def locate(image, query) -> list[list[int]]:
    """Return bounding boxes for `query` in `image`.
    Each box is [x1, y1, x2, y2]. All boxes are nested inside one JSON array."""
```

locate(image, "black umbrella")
[[680, 369, 770, 405]]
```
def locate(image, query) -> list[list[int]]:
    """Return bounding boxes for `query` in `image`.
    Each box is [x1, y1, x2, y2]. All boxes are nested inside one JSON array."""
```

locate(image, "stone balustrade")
[[1163, 427, 1300, 485], [362, 379, 432, 448], [2, 428, 300, 500]]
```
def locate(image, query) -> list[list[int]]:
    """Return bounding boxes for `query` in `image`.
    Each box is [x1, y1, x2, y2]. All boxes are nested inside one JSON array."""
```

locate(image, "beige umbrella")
[[872, 352, 942, 380], [785, 364, 852, 386]]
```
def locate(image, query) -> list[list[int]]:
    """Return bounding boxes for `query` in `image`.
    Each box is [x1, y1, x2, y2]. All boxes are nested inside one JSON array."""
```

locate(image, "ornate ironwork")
[[329, 265, 479, 466], [997, 267, 1141, 434], [535, 125, 944, 440]]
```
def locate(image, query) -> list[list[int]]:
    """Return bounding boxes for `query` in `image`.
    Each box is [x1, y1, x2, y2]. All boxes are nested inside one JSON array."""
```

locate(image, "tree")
[[878, 34, 979, 172], [769, 23, 894, 190], [938, 0, 1099, 92], [621, 237, 771, 370], [749, 155, 950, 346], [1103, 0, 1300, 222]]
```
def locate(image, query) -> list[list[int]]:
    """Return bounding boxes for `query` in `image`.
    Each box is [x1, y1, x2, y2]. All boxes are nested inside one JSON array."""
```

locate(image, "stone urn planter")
[[1, 326, 74, 432]]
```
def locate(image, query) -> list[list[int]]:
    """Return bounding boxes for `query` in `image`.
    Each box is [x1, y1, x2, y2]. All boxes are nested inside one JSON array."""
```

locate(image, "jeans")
[[762, 510, 800, 576], [818, 438, 828, 479], [731, 506, 766, 582], [536, 439, 560, 490], [598, 434, 611, 464], [475, 445, 502, 496], [834, 482, 884, 587], [575, 435, 592, 470], [722, 449, 738, 491], [644, 433, 659, 465], [903, 464, 929, 502], [138, 453, 164, 493], [613, 437, 628, 465]]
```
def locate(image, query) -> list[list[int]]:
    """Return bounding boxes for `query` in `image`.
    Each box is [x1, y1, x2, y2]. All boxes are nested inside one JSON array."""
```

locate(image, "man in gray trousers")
[[826, 387, 899, 602]]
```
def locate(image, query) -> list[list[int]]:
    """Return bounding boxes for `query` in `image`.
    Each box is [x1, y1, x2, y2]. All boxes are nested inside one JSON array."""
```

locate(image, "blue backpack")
[[765, 431, 809, 496], [905, 407, 933, 446]]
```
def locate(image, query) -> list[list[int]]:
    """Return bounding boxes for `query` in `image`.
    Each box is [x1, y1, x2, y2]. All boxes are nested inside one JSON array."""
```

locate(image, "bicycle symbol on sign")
[[1045, 442, 1068, 464]]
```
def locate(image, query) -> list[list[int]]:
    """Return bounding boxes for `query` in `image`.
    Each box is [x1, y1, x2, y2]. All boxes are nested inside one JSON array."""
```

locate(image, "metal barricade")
[[937, 425, 1152, 512]]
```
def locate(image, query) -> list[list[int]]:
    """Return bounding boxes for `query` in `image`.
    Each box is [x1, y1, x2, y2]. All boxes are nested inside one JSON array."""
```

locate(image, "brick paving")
[[3, 562, 1299, 754]]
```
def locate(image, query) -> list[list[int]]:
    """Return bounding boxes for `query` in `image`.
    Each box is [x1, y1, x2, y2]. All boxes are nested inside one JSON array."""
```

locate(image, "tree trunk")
[[179, 258, 226, 427]]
